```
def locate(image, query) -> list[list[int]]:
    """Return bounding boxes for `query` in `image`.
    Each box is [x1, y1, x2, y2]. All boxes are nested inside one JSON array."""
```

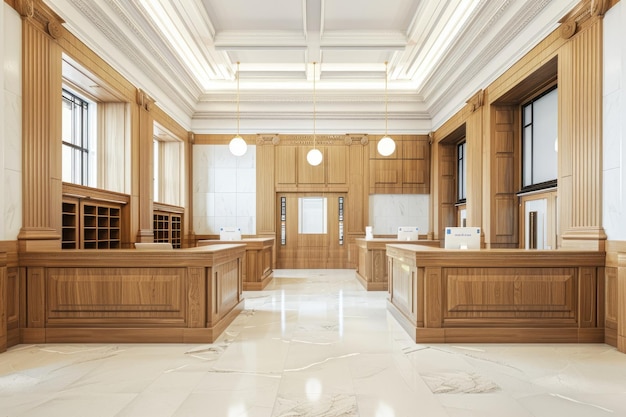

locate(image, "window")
[[522, 87, 558, 190], [62, 89, 94, 185], [298, 197, 327, 234], [153, 123, 184, 206], [457, 140, 466, 202]]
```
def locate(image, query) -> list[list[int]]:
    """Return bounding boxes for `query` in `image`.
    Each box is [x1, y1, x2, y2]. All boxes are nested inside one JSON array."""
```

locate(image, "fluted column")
[[559, 17, 606, 250], [135, 89, 155, 242], [18, 5, 63, 250]]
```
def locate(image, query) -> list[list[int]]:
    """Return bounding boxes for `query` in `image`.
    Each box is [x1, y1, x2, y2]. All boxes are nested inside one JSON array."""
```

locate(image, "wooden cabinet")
[[369, 136, 430, 194], [62, 197, 123, 249], [62, 200, 78, 249], [275, 144, 348, 190], [153, 203, 184, 248]]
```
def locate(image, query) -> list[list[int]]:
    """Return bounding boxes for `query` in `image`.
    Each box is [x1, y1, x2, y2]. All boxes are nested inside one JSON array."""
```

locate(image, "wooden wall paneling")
[[618, 253, 626, 353], [257, 144, 276, 235], [346, 143, 366, 268], [490, 106, 518, 247], [401, 136, 430, 194], [346, 143, 365, 235], [327, 194, 348, 268], [275, 146, 297, 186], [605, 267, 618, 346], [297, 147, 325, 184], [369, 159, 401, 193], [438, 144, 457, 238], [6, 268, 19, 347], [370, 135, 401, 159], [0, 254, 6, 352], [24, 267, 45, 343], [327, 145, 347, 184]]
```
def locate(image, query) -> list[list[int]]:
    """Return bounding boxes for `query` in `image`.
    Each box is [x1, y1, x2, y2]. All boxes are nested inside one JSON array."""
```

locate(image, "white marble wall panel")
[[603, 2, 626, 241], [214, 193, 237, 217], [214, 168, 237, 193], [2, 5, 22, 240], [193, 144, 256, 235], [368, 194, 430, 235]]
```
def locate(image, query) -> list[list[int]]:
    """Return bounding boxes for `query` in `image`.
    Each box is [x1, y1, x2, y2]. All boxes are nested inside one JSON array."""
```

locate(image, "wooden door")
[[276, 192, 348, 269]]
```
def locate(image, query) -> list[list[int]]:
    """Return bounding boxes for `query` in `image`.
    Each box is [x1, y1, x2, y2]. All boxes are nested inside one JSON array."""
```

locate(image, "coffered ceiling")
[[44, 0, 578, 133]]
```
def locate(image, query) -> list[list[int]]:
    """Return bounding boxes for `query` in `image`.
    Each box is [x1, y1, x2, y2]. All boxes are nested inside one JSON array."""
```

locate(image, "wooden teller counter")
[[355, 238, 439, 290], [17, 245, 246, 345], [197, 238, 274, 290], [386, 244, 606, 344]]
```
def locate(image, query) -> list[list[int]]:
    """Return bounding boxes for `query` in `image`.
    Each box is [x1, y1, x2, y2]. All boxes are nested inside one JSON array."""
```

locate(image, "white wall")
[[2, 4, 22, 241], [369, 194, 430, 236], [193, 145, 256, 235], [603, 2, 626, 241]]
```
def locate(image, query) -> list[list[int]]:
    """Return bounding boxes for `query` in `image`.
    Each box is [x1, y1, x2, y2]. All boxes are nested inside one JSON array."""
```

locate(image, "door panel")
[[276, 193, 348, 269]]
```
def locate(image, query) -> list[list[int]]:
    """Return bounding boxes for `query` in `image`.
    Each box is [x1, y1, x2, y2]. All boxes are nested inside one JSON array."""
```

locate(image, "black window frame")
[[521, 86, 558, 193], [456, 140, 467, 203], [62, 88, 90, 186]]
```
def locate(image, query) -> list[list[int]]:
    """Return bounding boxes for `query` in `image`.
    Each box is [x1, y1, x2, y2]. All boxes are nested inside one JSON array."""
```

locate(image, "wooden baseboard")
[[243, 273, 273, 290], [388, 301, 605, 344], [17, 300, 246, 345], [605, 327, 617, 347], [356, 272, 387, 291]]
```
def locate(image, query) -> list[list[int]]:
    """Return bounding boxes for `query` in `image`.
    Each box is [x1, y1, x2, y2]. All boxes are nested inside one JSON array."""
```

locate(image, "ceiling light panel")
[[139, 0, 223, 88]]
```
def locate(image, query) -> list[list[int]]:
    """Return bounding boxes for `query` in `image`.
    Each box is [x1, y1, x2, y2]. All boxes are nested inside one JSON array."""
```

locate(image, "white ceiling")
[[45, 0, 578, 134]]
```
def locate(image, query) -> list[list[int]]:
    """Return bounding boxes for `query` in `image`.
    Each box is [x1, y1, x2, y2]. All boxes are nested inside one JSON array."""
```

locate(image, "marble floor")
[[1, 269, 626, 417]]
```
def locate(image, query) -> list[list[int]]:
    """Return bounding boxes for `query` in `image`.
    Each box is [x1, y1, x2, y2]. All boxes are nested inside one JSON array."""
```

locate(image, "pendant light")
[[377, 61, 396, 156], [229, 62, 247, 156], [307, 62, 323, 166]]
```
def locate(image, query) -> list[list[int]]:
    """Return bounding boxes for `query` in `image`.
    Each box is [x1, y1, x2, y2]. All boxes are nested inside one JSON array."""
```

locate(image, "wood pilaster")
[[135, 89, 155, 242], [559, 17, 606, 250], [18, 9, 63, 251]]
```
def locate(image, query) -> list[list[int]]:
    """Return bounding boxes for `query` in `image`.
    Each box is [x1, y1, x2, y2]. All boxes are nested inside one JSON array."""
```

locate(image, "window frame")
[[520, 86, 558, 193], [62, 88, 91, 186], [456, 139, 467, 204]]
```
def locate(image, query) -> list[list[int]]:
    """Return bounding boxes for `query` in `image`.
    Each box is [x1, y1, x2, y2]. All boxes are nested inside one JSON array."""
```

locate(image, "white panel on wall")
[[368, 194, 430, 236], [2, 4, 22, 240], [524, 198, 547, 249], [193, 144, 256, 235], [603, 2, 626, 241]]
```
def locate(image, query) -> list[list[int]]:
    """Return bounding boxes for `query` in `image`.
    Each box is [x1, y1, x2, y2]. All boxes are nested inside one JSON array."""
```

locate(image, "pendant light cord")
[[384, 61, 388, 136], [313, 61, 317, 149], [236, 61, 240, 136]]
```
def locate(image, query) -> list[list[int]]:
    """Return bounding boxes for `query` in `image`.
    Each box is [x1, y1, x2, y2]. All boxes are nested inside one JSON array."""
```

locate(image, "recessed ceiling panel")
[[228, 50, 307, 65], [321, 50, 392, 65], [323, 0, 419, 31], [201, 0, 304, 31]]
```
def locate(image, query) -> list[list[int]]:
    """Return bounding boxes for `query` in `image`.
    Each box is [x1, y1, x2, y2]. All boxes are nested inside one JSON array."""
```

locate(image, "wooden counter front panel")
[[389, 257, 423, 327], [208, 259, 241, 327], [46, 268, 187, 325], [442, 268, 577, 323]]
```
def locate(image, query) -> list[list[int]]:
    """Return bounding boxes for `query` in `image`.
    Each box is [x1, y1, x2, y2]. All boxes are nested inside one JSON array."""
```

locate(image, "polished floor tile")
[[1, 269, 626, 416]]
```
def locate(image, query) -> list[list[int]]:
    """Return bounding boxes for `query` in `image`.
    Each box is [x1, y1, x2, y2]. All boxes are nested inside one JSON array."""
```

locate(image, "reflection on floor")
[[1, 269, 626, 417]]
